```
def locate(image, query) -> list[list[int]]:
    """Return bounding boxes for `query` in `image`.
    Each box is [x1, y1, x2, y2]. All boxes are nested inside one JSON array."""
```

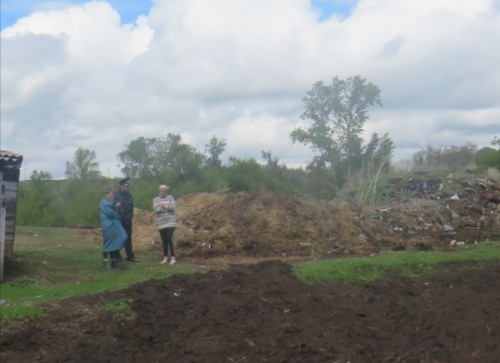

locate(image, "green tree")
[[65, 148, 102, 180], [290, 75, 382, 185], [411, 144, 477, 171], [492, 136, 499, 147], [118, 134, 204, 182], [223, 157, 274, 192], [31, 170, 52, 183], [474, 147, 500, 170], [18, 173, 67, 226], [117, 137, 160, 179], [162, 133, 204, 181], [261, 150, 291, 181], [261, 150, 279, 171], [204, 135, 227, 167]]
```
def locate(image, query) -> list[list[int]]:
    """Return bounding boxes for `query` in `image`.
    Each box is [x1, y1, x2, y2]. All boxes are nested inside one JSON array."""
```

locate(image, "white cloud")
[[1, 0, 499, 180]]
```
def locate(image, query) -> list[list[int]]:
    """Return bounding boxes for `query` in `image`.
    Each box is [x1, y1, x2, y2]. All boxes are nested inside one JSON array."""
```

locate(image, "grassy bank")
[[293, 241, 500, 284]]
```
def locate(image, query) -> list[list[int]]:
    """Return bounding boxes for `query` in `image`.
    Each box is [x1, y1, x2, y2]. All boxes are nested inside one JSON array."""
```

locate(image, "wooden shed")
[[1, 150, 23, 281]]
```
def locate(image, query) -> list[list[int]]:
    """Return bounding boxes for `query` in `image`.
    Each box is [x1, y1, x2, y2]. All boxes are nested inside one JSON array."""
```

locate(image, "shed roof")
[[0, 150, 24, 170]]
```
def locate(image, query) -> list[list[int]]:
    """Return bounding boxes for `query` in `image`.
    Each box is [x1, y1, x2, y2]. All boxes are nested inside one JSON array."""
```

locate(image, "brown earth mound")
[[133, 175, 500, 259]]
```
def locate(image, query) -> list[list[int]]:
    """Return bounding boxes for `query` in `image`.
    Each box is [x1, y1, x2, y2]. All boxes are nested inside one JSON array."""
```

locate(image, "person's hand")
[[116, 202, 121, 208]]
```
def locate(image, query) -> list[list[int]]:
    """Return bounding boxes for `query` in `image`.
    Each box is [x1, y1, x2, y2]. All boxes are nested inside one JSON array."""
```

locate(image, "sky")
[[1, 0, 499, 180]]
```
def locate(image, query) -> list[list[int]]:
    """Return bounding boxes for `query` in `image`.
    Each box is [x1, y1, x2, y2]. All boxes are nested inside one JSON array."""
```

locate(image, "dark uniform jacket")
[[115, 191, 134, 220]]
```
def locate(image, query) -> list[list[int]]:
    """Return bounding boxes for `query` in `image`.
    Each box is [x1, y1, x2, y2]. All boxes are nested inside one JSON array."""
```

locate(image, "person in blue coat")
[[99, 188, 127, 268]]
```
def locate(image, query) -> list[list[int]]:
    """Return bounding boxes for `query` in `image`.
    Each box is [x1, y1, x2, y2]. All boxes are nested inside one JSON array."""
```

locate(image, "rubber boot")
[[104, 259, 111, 269]]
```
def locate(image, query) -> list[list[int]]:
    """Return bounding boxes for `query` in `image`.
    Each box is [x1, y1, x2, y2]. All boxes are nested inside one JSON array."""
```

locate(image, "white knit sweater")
[[153, 194, 176, 230]]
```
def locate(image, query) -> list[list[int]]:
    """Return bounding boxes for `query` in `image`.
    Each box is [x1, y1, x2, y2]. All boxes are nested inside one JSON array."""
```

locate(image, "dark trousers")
[[120, 219, 134, 259], [103, 250, 121, 259], [159, 227, 176, 257]]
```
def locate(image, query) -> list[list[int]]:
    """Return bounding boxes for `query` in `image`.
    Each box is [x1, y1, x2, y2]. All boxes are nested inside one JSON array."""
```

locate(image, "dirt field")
[[1, 260, 499, 363], [1, 173, 500, 362]]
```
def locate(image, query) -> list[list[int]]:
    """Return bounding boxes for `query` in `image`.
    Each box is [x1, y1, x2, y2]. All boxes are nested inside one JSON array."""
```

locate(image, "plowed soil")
[[1, 261, 500, 363], [1, 173, 500, 362]]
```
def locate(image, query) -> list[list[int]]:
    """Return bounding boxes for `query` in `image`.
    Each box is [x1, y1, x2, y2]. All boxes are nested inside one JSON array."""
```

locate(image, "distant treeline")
[[410, 143, 500, 172], [17, 141, 499, 228]]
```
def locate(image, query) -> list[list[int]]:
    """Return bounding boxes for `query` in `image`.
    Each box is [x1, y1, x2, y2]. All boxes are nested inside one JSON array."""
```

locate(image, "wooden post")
[[0, 207, 6, 282]]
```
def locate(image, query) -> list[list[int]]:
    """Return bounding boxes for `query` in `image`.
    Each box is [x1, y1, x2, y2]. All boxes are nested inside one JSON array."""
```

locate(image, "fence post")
[[0, 207, 6, 282]]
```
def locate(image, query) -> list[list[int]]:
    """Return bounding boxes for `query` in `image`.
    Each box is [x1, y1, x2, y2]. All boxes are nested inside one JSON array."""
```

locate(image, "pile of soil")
[[133, 174, 500, 259]]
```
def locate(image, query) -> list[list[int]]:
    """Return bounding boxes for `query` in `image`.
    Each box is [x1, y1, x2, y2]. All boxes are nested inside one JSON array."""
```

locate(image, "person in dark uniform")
[[115, 177, 136, 262]]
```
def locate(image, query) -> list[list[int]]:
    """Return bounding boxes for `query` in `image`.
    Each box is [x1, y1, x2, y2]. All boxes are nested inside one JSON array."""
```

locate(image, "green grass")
[[293, 241, 500, 284], [100, 297, 137, 319], [1, 227, 194, 320], [0, 265, 191, 320]]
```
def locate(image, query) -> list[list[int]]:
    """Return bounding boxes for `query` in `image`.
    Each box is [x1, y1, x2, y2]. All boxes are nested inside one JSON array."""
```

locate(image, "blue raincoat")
[[99, 196, 127, 253]]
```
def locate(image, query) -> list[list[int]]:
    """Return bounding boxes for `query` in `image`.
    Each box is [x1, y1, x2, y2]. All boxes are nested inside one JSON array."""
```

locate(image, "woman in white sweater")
[[153, 184, 177, 264]]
